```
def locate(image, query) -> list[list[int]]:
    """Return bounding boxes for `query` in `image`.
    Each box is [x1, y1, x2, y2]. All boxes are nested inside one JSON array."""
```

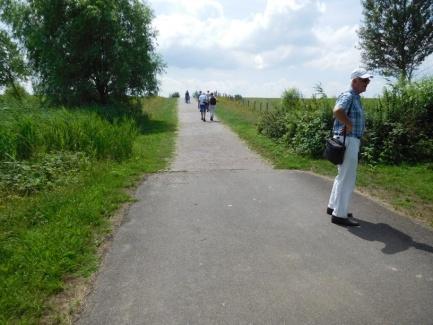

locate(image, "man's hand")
[[345, 123, 353, 133]]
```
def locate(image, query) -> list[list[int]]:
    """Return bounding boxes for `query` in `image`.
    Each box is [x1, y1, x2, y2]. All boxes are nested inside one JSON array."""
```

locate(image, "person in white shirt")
[[198, 92, 208, 121]]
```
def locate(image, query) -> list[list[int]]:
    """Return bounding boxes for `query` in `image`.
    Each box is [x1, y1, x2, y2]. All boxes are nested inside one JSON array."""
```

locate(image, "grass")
[[216, 98, 433, 227], [0, 97, 178, 324]]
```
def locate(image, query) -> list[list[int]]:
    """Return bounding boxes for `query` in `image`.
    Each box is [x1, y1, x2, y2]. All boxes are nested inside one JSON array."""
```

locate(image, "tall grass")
[[0, 109, 138, 162]]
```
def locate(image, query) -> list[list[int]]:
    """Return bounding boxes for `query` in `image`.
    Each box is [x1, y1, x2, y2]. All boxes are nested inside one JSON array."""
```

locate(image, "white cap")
[[351, 68, 373, 80]]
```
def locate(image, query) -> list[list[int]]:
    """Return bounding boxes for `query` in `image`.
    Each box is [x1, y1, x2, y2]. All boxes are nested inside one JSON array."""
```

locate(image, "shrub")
[[257, 77, 433, 165], [257, 109, 288, 140], [3, 84, 29, 99], [362, 77, 433, 164], [281, 87, 302, 110], [290, 107, 331, 158], [170, 92, 180, 98]]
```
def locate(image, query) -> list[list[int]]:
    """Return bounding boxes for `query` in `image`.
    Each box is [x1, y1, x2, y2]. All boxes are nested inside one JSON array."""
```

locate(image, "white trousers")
[[209, 105, 216, 118], [328, 136, 360, 218]]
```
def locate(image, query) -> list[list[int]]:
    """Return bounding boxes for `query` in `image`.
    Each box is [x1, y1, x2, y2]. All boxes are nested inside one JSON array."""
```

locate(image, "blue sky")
[[150, 0, 433, 98]]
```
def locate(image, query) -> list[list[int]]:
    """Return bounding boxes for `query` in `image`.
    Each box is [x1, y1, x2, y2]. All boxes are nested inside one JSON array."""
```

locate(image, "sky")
[[149, 0, 433, 98]]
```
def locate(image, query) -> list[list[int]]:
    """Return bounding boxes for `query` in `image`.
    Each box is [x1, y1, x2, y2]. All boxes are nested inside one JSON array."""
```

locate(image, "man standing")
[[327, 68, 373, 227], [198, 91, 208, 121]]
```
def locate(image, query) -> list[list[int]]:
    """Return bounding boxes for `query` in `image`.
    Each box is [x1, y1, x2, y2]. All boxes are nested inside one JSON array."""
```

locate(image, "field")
[[0, 96, 178, 323], [238, 97, 380, 113]]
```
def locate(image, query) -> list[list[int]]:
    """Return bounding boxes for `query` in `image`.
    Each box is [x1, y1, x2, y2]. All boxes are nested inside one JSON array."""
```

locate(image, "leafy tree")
[[358, 0, 433, 81], [0, 29, 28, 95], [1, 0, 164, 105]]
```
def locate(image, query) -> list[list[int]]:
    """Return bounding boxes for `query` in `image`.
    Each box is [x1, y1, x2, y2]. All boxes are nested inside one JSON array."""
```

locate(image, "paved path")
[[77, 99, 433, 324]]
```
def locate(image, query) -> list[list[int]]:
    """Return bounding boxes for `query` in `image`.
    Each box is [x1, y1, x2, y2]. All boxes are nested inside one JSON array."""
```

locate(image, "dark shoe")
[[331, 215, 359, 227], [327, 207, 353, 218], [210, 117, 213, 121]]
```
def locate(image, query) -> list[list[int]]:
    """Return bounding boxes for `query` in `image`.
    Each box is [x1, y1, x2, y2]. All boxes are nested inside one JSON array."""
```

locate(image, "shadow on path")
[[348, 219, 433, 255]]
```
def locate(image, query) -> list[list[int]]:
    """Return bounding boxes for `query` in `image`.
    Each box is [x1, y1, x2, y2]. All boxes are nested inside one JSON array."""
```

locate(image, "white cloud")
[[150, 0, 432, 98], [150, 0, 224, 17], [153, 0, 324, 71], [306, 25, 360, 71]]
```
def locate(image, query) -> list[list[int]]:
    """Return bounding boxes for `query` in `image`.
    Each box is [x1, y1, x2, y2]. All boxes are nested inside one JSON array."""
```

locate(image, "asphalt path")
[[77, 99, 433, 324]]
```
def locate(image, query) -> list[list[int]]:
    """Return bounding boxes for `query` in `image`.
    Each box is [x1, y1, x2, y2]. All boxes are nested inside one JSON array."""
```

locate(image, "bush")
[[3, 84, 29, 99], [281, 87, 302, 110], [257, 109, 288, 139], [290, 108, 331, 158], [258, 95, 332, 157], [170, 92, 180, 98], [362, 78, 433, 164], [257, 77, 433, 165]]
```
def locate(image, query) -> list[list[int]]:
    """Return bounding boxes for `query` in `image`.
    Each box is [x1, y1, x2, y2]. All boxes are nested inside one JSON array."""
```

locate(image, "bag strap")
[[342, 94, 354, 143]]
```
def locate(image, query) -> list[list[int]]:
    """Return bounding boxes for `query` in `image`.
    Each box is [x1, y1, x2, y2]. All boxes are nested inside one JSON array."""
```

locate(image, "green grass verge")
[[216, 99, 433, 227], [0, 97, 177, 324]]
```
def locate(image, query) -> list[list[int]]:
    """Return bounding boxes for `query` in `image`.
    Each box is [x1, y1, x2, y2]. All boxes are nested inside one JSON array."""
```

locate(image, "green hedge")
[[257, 77, 433, 164]]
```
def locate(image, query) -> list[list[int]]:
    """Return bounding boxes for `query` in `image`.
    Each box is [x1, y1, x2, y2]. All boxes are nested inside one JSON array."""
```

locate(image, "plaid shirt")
[[332, 89, 365, 138]]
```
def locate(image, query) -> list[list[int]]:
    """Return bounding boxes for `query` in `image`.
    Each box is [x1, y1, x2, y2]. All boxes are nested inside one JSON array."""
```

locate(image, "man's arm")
[[333, 105, 353, 133]]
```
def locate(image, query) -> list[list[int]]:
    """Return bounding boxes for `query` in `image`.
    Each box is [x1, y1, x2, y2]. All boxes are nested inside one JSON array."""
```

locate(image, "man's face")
[[353, 78, 370, 93]]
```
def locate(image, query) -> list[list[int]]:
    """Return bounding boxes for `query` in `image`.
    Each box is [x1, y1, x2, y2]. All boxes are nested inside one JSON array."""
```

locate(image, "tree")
[[0, 29, 28, 95], [1, 0, 164, 105], [358, 0, 433, 81]]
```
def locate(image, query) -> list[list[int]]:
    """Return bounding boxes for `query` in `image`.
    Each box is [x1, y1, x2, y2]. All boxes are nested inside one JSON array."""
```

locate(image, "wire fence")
[[221, 96, 281, 112]]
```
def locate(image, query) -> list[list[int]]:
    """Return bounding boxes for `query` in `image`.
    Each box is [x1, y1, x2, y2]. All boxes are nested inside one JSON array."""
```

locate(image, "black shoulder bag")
[[324, 95, 353, 165]]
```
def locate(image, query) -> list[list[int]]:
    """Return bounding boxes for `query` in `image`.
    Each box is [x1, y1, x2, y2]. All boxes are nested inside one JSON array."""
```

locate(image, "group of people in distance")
[[196, 90, 217, 122]]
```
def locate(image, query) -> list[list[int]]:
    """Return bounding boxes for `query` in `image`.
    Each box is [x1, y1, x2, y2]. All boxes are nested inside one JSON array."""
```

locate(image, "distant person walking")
[[185, 90, 190, 103], [208, 93, 217, 121], [327, 68, 373, 227], [206, 90, 210, 112], [198, 91, 208, 121], [197, 91, 202, 110]]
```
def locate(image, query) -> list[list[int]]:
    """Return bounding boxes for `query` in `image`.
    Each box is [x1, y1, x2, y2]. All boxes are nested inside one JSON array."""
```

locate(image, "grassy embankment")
[[0, 97, 177, 324], [216, 98, 433, 227]]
